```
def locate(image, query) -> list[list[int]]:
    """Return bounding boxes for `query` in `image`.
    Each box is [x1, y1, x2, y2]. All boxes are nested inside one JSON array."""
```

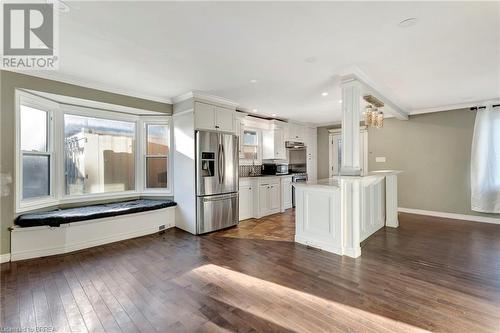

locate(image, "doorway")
[[328, 128, 368, 176]]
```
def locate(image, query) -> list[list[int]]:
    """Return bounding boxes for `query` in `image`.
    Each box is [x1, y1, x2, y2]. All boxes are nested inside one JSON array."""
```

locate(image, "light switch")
[[375, 157, 386, 163]]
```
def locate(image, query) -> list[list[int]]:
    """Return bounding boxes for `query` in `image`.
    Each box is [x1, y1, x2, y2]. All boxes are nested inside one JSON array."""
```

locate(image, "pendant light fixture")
[[363, 95, 385, 128]]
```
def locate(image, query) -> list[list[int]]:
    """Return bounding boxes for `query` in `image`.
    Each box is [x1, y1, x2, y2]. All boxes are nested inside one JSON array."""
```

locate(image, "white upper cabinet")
[[287, 123, 305, 142], [262, 123, 286, 160], [215, 106, 234, 132], [194, 102, 215, 130], [194, 101, 235, 133]]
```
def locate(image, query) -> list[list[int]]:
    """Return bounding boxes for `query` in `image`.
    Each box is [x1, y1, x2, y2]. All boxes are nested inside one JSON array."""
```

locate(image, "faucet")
[[249, 158, 257, 176]]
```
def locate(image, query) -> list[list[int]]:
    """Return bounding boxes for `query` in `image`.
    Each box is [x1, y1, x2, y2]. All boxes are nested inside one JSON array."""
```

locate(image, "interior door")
[[329, 131, 367, 177], [330, 133, 342, 177]]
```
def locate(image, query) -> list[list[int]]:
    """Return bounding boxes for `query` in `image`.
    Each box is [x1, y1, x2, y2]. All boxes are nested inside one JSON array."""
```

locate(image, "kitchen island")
[[293, 171, 401, 258]]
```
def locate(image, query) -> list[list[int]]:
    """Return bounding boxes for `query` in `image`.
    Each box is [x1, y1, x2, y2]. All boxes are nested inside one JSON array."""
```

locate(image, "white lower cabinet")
[[258, 177, 281, 217], [239, 178, 257, 221], [239, 184, 254, 221], [239, 177, 282, 219], [281, 176, 293, 211], [258, 184, 270, 216]]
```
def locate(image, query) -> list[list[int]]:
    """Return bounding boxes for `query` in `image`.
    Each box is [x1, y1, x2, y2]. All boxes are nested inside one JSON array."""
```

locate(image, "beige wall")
[[317, 109, 500, 219], [0, 70, 173, 255]]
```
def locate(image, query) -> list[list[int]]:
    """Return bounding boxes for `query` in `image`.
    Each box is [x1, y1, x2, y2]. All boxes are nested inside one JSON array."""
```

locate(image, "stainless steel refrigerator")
[[195, 130, 239, 234]]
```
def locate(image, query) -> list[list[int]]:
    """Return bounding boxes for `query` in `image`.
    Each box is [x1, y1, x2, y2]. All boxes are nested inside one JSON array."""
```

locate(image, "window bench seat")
[[11, 199, 177, 261]]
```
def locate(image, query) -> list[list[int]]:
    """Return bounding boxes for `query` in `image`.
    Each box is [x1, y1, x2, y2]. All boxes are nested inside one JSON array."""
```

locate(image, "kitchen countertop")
[[293, 170, 402, 189], [240, 173, 299, 179]]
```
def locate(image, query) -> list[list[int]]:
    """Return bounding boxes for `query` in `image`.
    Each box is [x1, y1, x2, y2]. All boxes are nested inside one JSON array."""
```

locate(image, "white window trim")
[[15, 90, 173, 214], [15, 91, 59, 213], [140, 116, 173, 196]]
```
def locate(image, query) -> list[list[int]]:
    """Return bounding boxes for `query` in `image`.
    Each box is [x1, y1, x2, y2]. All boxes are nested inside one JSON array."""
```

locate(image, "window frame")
[[15, 90, 173, 213], [60, 105, 140, 202], [140, 117, 172, 195], [15, 91, 58, 212]]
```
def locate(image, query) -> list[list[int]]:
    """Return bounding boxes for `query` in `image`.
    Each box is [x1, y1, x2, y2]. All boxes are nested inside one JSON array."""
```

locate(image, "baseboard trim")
[[0, 253, 11, 263], [398, 207, 500, 225]]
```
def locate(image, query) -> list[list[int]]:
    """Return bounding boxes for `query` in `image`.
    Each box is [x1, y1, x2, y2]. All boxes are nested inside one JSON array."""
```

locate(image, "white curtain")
[[471, 105, 500, 213]]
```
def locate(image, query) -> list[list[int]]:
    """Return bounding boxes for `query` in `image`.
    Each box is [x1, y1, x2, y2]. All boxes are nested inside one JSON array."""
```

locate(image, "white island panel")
[[295, 185, 342, 255]]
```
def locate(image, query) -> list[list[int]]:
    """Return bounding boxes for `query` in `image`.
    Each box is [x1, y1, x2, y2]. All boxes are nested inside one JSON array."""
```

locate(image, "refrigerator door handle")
[[218, 143, 222, 184], [221, 142, 225, 183]]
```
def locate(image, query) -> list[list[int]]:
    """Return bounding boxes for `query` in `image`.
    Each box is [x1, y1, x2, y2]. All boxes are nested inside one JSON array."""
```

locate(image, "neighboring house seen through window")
[[64, 114, 136, 195]]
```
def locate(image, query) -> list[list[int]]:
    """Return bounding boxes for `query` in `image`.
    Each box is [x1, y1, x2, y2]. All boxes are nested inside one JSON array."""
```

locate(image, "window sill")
[[17, 197, 59, 214]]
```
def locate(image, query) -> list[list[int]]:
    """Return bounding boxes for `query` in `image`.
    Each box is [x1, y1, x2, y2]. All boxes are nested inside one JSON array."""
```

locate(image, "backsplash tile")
[[239, 164, 262, 177]]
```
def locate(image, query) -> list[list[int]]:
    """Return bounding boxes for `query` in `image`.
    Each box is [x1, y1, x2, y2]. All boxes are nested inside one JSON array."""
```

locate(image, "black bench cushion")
[[15, 199, 177, 228]]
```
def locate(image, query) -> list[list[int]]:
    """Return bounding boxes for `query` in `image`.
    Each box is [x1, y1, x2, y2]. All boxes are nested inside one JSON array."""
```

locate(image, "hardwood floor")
[[1, 212, 499, 332], [212, 209, 295, 242]]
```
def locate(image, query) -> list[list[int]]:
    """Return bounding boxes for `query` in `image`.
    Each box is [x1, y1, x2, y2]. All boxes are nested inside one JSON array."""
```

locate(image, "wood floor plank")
[[1, 211, 500, 332]]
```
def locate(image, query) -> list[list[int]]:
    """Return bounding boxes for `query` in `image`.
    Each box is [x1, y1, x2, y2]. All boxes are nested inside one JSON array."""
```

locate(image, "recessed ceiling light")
[[398, 17, 418, 28], [252, 109, 258, 113], [272, 113, 277, 117], [339, 100, 342, 103], [249, 79, 258, 84], [321, 92, 329, 97]]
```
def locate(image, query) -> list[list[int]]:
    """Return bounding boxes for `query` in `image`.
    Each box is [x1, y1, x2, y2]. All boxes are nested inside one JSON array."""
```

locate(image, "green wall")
[[0, 70, 173, 255], [317, 109, 500, 219]]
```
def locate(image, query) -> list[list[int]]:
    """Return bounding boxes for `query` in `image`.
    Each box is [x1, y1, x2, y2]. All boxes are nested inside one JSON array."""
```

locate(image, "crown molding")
[[21, 89, 168, 116], [172, 90, 239, 108], [409, 98, 500, 115], [6, 70, 172, 104]]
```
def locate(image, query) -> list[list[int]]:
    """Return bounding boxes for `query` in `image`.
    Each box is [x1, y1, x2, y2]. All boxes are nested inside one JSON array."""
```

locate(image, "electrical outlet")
[[375, 157, 386, 163]]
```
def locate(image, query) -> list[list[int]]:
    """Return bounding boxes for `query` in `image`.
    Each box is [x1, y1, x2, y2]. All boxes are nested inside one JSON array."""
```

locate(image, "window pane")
[[146, 157, 168, 188], [64, 114, 136, 195], [243, 130, 258, 146], [147, 124, 169, 155], [21, 105, 47, 152], [22, 154, 50, 199]]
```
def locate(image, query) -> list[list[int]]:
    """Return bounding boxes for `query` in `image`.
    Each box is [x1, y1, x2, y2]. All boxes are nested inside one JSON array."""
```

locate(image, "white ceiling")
[[30, 1, 500, 124]]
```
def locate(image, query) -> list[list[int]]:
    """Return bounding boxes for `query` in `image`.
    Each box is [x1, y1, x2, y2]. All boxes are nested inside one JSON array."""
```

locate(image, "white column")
[[340, 79, 362, 176], [385, 174, 399, 228], [340, 178, 361, 258]]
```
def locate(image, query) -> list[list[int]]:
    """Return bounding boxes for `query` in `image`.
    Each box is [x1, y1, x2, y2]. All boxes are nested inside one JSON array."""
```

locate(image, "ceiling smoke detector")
[[398, 17, 418, 28], [53, 0, 70, 13]]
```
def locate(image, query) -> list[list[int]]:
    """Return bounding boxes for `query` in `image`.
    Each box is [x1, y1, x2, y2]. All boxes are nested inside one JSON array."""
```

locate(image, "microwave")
[[262, 163, 289, 175]]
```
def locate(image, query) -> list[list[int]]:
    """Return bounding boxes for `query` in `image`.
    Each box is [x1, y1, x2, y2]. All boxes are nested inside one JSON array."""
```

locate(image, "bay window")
[[64, 114, 136, 196], [16, 90, 172, 213]]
